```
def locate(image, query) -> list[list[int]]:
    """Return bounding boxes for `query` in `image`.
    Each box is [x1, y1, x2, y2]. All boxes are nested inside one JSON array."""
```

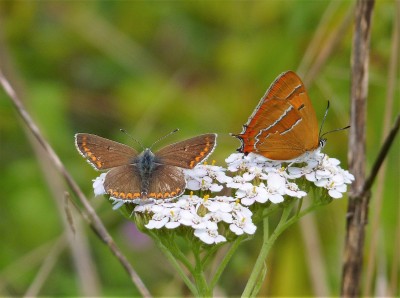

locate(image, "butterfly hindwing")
[[75, 133, 138, 170], [146, 165, 186, 199], [104, 164, 186, 200], [103, 165, 142, 200]]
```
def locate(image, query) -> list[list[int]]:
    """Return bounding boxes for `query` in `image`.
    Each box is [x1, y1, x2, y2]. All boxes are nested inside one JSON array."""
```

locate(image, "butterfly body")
[[135, 148, 157, 195], [75, 133, 217, 201], [233, 71, 322, 161]]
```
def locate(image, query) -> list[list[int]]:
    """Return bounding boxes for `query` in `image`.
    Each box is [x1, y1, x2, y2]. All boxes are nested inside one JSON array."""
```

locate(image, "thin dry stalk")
[[0, 70, 152, 298], [0, 238, 61, 294], [299, 213, 330, 296], [302, 4, 354, 87], [23, 238, 66, 298], [342, 78, 400, 297], [295, 5, 355, 295], [391, 176, 400, 296], [387, 5, 400, 296], [297, 0, 342, 77], [25, 126, 101, 295], [363, 115, 400, 193], [341, 0, 375, 297], [364, 2, 399, 295]]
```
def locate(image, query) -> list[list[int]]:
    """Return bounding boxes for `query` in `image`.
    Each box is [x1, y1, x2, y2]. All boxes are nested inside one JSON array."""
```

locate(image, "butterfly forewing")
[[103, 165, 142, 200], [75, 133, 138, 170], [155, 134, 217, 169]]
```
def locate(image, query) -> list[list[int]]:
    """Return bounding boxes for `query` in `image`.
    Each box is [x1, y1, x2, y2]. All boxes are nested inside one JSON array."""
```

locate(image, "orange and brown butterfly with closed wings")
[[232, 71, 325, 161]]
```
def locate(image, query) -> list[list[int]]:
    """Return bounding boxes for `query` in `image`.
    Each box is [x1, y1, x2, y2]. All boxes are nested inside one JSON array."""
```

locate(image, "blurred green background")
[[0, 1, 399, 296]]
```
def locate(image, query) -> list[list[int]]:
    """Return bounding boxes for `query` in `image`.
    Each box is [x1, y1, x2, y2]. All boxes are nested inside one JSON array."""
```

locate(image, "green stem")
[[260, 203, 280, 221], [249, 217, 269, 296], [242, 203, 293, 297], [296, 197, 304, 216], [201, 242, 223, 268], [210, 235, 246, 290], [170, 236, 195, 273], [148, 231, 199, 296], [193, 245, 211, 297], [242, 200, 324, 297]]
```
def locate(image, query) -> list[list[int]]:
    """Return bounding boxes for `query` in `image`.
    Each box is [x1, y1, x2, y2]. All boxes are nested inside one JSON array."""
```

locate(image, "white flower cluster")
[[288, 152, 355, 198], [225, 150, 354, 201], [135, 194, 256, 244], [226, 153, 307, 205], [91, 150, 353, 245], [135, 164, 256, 244]]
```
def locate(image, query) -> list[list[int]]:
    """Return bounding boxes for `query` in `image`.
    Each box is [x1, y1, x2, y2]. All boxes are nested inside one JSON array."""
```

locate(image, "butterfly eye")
[[319, 138, 327, 148]]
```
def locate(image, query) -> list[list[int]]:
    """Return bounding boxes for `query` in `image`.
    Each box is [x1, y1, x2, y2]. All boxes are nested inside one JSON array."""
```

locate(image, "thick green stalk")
[[242, 203, 294, 297], [193, 245, 211, 297], [169, 236, 195, 273], [242, 199, 324, 297], [148, 231, 198, 296], [249, 218, 269, 296]]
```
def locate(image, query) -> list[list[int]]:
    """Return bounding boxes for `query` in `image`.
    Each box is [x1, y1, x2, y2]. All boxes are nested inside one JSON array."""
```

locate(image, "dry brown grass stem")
[[23, 124, 101, 295], [296, 4, 355, 295], [302, 4, 354, 88], [297, 0, 342, 78], [341, 0, 400, 296], [23, 238, 66, 297], [0, 70, 152, 298], [342, 0, 375, 296]]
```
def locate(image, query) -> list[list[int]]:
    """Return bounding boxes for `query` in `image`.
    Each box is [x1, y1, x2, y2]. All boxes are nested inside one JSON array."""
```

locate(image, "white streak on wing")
[[237, 75, 295, 135], [285, 84, 302, 101], [254, 106, 294, 148], [280, 118, 302, 135]]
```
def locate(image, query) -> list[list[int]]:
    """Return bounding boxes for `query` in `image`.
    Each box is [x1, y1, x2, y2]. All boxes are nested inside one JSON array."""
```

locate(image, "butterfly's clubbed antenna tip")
[[150, 128, 181, 149]]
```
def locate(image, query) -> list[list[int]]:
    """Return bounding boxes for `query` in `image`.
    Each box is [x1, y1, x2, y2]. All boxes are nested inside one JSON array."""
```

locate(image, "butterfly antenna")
[[320, 125, 350, 138], [120, 129, 145, 150], [318, 102, 350, 139], [150, 128, 180, 149], [318, 100, 330, 139]]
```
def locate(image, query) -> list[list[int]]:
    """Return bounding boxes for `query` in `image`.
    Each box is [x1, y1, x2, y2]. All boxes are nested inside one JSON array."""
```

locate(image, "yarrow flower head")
[[184, 163, 232, 192], [134, 194, 256, 244], [224, 150, 354, 203], [287, 151, 355, 198], [92, 149, 353, 245]]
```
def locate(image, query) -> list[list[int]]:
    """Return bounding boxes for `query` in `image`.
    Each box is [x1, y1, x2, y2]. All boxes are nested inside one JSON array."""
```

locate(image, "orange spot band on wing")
[[189, 136, 214, 168]]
